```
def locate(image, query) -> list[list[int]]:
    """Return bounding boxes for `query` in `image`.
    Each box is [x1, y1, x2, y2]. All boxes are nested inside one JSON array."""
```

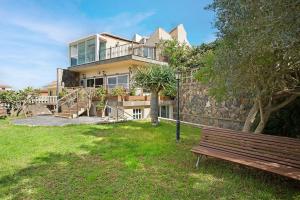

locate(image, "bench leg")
[[196, 155, 203, 169]]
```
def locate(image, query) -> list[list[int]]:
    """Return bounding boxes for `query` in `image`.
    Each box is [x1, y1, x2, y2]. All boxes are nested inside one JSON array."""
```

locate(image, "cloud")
[[0, 1, 155, 89]]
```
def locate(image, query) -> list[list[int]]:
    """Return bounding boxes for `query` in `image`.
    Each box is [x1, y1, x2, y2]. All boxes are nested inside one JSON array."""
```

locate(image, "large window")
[[159, 105, 170, 118], [107, 74, 129, 89], [78, 42, 86, 65], [87, 79, 95, 87], [70, 45, 78, 66], [133, 108, 142, 119], [70, 38, 96, 66], [86, 39, 95, 62], [95, 78, 103, 88]]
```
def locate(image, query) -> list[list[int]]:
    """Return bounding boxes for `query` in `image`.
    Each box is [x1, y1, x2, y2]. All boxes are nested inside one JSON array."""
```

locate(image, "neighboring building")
[[45, 81, 57, 96], [38, 89, 49, 97], [0, 84, 12, 91], [57, 24, 190, 119]]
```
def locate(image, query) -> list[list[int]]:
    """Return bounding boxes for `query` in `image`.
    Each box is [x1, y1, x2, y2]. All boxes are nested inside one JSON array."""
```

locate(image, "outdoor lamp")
[[175, 69, 181, 142]]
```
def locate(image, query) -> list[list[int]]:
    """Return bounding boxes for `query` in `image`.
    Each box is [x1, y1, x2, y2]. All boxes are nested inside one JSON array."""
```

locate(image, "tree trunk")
[[87, 99, 90, 117], [242, 101, 258, 132], [254, 111, 271, 133], [253, 94, 298, 133], [150, 90, 159, 126]]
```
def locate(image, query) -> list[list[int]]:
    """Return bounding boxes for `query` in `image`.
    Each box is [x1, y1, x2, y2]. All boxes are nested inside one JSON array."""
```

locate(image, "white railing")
[[31, 96, 58, 105]]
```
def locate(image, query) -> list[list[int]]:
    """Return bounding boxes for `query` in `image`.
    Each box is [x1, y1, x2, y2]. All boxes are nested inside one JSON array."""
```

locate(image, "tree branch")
[[270, 95, 298, 112]]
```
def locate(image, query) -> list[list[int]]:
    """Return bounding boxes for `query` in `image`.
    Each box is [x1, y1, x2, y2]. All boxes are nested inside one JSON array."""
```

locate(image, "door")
[[95, 78, 104, 88]]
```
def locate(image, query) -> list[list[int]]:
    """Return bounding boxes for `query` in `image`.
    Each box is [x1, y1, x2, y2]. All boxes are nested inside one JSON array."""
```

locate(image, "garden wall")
[[175, 82, 252, 130]]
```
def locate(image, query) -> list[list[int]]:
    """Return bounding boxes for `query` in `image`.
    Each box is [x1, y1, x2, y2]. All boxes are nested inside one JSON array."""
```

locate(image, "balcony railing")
[[99, 43, 159, 61]]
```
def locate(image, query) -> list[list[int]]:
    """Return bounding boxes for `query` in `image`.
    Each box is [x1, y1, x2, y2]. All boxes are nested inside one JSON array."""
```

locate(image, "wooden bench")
[[191, 127, 300, 180]]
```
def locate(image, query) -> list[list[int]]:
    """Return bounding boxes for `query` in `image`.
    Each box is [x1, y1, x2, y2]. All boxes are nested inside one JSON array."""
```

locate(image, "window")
[[78, 42, 85, 65], [117, 75, 128, 89], [159, 105, 170, 118], [143, 47, 154, 59], [70, 45, 78, 66], [99, 41, 106, 60], [86, 39, 95, 62], [95, 78, 103, 88], [133, 108, 142, 119], [107, 77, 117, 89], [107, 74, 129, 89], [87, 79, 94, 87]]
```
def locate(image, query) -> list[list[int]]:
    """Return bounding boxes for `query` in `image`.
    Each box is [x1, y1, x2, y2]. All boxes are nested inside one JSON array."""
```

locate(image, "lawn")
[[0, 119, 299, 200]]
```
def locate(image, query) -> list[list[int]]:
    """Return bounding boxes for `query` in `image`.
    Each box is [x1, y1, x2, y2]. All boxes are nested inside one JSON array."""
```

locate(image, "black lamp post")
[[175, 69, 181, 142]]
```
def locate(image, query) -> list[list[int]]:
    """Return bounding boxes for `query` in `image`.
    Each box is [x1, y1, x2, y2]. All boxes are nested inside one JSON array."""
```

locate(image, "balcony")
[[70, 43, 165, 67], [99, 44, 158, 61]]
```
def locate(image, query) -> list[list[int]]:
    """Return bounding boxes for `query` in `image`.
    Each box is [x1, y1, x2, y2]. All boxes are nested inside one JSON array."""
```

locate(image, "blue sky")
[[0, 0, 216, 89]]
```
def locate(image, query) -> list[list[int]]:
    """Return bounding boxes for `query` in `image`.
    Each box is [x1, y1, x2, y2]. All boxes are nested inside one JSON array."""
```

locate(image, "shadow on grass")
[[0, 121, 299, 199]]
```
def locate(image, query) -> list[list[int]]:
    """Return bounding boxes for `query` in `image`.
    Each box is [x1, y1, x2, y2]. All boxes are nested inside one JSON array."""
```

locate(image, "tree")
[[0, 87, 38, 117], [197, 0, 300, 133], [83, 88, 96, 117], [132, 64, 176, 125], [160, 40, 190, 70]]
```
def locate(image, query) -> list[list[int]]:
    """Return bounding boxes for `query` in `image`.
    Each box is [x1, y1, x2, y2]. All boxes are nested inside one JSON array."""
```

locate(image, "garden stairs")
[[55, 88, 88, 118]]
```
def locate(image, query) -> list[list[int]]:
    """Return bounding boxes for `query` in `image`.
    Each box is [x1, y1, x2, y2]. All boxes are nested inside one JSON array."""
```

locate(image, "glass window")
[[87, 79, 94, 87], [86, 39, 95, 62], [78, 42, 85, 65], [159, 106, 169, 118], [117, 75, 128, 89], [107, 75, 129, 89], [99, 41, 106, 60], [95, 78, 103, 87], [70, 45, 78, 66], [133, 108, 142, 119], [107, 77, 117, 89]]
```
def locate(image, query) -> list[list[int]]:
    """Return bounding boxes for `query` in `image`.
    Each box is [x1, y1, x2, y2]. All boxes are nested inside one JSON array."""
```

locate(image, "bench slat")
[[199, 142, 300, 169], [202, 130, 300, 154], [201, 133, 300, 160], [203, 127, 300, 147], [191, 146, 300, 180]]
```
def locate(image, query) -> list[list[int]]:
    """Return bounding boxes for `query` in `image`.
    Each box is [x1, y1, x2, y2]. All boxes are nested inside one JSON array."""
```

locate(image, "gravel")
[[12, 115, 108, 126]]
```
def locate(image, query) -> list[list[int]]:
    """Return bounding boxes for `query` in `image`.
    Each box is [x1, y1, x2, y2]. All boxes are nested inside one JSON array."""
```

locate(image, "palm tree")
[[133, 64, 176, 126]]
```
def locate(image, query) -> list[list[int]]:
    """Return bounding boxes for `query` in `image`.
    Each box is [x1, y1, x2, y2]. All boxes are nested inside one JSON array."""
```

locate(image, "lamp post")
[[175, 69, 181, 142]]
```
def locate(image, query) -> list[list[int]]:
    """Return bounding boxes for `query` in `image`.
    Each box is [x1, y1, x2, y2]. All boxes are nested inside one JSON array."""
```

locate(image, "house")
[[0, 84, 12, 91], [57, 24, 190, 119], [45, 81, 57, 96]]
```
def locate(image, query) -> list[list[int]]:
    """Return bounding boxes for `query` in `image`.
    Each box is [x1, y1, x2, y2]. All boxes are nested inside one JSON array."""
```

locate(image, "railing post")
[[116, 103, 119, 121]]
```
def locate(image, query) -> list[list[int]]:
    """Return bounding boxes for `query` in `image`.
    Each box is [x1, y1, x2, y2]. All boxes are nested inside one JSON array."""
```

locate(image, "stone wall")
[[175, 82, 252, 130], [62, 69, 80, 87]]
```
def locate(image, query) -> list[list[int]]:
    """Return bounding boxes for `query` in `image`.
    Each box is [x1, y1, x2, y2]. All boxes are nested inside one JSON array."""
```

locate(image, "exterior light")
[[175, 69, 181, 80], [176, 68, 181, 142]]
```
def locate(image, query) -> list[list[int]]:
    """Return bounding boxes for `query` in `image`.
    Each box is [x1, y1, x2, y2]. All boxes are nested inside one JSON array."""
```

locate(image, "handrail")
[[106, 104, 133, 121], [99, 43, 157, 61], [57, 88, 80, 104]]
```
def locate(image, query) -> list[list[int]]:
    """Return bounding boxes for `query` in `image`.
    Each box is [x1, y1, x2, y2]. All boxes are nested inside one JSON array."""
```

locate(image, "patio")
[[12, 115, 108, 126]]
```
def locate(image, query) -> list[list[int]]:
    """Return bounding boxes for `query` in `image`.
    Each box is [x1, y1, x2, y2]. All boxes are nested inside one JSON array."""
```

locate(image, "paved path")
[[12, 115, 107, 126]]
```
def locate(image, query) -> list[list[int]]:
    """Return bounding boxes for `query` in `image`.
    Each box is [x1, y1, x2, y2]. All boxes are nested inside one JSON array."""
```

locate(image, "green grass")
[[0, 118, 299, 200]]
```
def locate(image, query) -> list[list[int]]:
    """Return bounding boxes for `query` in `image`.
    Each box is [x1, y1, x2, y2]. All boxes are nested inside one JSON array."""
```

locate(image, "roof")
[[45, 81, 57, 89], [0, 84, 12, 88], [101, 33, 138, 44]]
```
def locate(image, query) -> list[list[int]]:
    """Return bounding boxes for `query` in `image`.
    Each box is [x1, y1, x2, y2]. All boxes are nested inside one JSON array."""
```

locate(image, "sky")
[[0, 0, 216, 90]]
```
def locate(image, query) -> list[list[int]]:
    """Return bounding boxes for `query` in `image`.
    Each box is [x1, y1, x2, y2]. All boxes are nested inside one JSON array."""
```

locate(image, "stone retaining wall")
[[175, 82, 252, 130]]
